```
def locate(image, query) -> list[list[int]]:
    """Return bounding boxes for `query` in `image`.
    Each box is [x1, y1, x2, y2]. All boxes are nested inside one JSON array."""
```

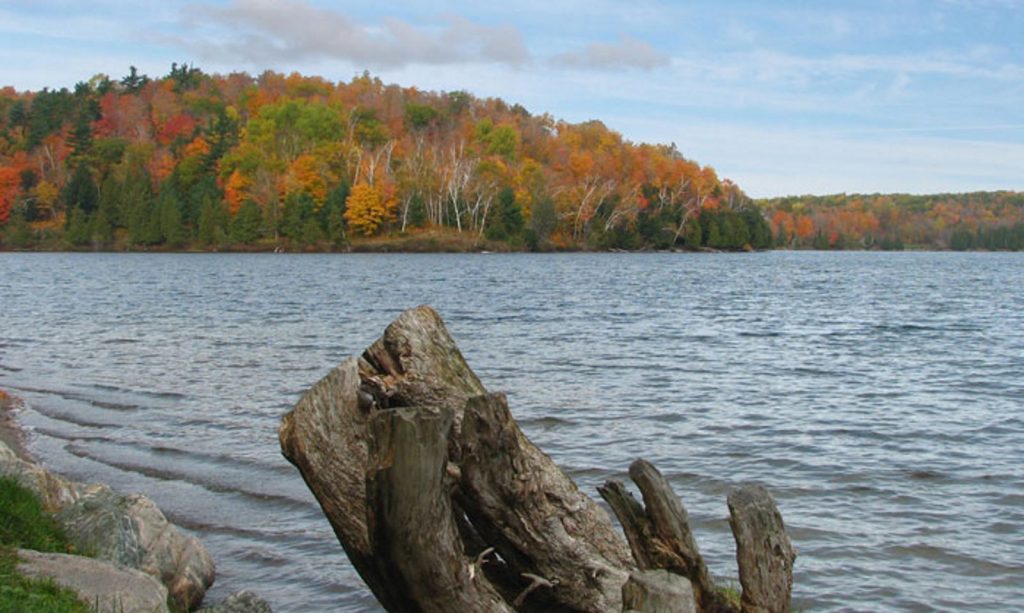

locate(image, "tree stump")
[[279, 306, 796, 612]]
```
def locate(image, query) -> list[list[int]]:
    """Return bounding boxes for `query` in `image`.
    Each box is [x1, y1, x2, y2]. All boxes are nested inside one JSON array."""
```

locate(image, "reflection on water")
[[1, 251, 1022, 611]]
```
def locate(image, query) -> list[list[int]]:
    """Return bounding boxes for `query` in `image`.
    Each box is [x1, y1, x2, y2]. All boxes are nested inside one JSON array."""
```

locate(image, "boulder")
[[1, 439, 215, 611], [0, 439, 87, 511], [16, 548, 169, 613], [622, 570, 698, 613], [196, 590, 274, 612], [57, 486, 216, 612]]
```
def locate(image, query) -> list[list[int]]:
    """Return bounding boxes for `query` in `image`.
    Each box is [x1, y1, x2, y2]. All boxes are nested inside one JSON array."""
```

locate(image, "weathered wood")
[[280, 306, 796, 613], [598, 480, 658, 569], [360, 305, 487, 423], [621, 570, 698, 613], [727, 486, 796, 613], [602, 461, 736, 613], [458, 393, 635, 611], [630, 460, 731, 612], [279, 307, 494, 609], [365, 407, 511, 613], [277, 358, 396, 607]]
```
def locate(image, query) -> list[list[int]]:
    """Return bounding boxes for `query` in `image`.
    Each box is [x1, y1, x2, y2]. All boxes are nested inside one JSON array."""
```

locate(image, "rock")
[[622, 570, 698, 613], [56, 485, 216, 612], [16, 548, 169, 613], [0, 439, 87, 511], [196, 590, 274, 612], [0, 439, 215, 611]]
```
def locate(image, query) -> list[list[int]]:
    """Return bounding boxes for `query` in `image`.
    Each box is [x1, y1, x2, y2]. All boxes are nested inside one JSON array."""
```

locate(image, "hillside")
[[758, 192, 1024, 250], [0, 65, 769, 252]]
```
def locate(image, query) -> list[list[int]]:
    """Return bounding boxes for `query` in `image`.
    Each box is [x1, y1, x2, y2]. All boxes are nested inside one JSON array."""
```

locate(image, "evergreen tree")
[[187, 177, 221, 233], [528, 197, 557, 250], [157, 190, 184, 247], [682, 217, 702, 249], [812, 231, 829, 250], [230, 200, 264, 245], [300, 217, 325, 247], [64, 207, 91, 246], [2, 206, 33, 248], [485, 187, 523, 241], [62, 164, 99, 215], [90, 204, 115, 248], [120, 66, 149, 93], [69, 112, 93, 163], [197, 198, 228, 246], [406, 193, 426, 229], [320, 188, 347, 247], [281, 192, 316, 242]]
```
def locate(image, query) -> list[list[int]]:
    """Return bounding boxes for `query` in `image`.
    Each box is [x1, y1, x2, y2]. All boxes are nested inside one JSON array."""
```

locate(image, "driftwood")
[[279, 306, 795, 612], [728, 487, 796, 613], [601, 461, 796, 613], [599, 460, 730, 612]]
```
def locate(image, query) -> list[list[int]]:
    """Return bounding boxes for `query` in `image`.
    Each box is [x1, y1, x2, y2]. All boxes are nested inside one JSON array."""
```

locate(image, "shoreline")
[[0, 389, 31, 462]]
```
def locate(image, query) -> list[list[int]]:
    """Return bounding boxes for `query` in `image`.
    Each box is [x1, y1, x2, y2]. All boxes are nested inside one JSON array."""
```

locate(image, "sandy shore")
[[0, 388, 32, 461]]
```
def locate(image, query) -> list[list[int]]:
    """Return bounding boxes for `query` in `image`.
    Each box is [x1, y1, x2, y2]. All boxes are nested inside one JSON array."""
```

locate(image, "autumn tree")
[[344, 182, 394, 236]]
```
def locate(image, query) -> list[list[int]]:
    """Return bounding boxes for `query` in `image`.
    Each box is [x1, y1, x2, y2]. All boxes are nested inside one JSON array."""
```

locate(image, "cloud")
[[176, 0, 528, 68], [553, 36, 670, 71]]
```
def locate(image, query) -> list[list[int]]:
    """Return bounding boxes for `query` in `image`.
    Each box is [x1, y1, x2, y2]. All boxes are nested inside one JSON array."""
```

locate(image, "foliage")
[[4, 65, 1015, 252], [344, 182, 394, 236], [759, 192, 1024, 251]]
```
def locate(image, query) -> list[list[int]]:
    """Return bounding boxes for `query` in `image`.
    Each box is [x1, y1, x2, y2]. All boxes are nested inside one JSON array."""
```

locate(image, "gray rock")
[[622, 570, 698, 613], [1, 439, 215, 611], [56, 484, 216, 612], [17, 548, 169, 613], [0, 439, 87, 511], [196, 590, 274, 612]]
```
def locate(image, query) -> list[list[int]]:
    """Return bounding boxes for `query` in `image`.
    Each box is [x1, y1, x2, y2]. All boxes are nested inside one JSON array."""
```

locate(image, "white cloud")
[[553, 36, 670, 71], [176, 0, 529, 68]]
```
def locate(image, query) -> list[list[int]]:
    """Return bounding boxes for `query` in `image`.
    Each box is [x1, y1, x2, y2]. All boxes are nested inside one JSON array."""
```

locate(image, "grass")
[[716, 581, 742, 609], [0, 476, 90, 612]]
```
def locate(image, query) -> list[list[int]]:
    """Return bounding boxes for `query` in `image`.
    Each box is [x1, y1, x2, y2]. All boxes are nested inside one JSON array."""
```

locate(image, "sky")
[[1, 0, 1022, 198]]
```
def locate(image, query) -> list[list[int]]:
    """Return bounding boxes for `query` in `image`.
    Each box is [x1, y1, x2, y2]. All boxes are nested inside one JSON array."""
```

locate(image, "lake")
[[1, 251, 1022, 611]]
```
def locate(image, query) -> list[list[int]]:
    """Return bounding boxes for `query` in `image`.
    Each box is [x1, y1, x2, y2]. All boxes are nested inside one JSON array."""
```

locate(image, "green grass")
[[0, 476, 90, 612], [0, 476, 73, 553], [716, 581, 742, 609]]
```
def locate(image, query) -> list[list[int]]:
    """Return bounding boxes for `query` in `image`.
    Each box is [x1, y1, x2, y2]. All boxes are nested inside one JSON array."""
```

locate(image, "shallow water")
[[1, 251, 1022, 611]]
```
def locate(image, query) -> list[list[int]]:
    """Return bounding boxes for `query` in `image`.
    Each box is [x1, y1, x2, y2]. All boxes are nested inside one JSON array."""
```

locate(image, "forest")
[[0, 65, 769, 253], [759, 192, 1024, 251], [0, 65, 1020, 252]]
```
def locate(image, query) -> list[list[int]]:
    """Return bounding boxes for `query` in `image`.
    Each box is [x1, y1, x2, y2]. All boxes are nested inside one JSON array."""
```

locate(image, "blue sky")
[[1, 0, 1022, 197]]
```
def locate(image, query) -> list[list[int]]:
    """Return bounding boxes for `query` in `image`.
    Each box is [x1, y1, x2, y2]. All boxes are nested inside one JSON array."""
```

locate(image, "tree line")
[[758, 192, 1024, 251], [0, 66, 769, 252]]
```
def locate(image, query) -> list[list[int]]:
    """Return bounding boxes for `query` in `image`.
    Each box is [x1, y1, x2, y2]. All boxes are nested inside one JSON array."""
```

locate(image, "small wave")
[[907, 469, 945, 481], [63, 446, 314, 513], [519, 415, 574, 428]]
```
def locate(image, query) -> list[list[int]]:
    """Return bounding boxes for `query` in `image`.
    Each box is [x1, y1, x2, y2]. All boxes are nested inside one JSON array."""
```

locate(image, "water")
[[1, 251, 1022, 611]]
